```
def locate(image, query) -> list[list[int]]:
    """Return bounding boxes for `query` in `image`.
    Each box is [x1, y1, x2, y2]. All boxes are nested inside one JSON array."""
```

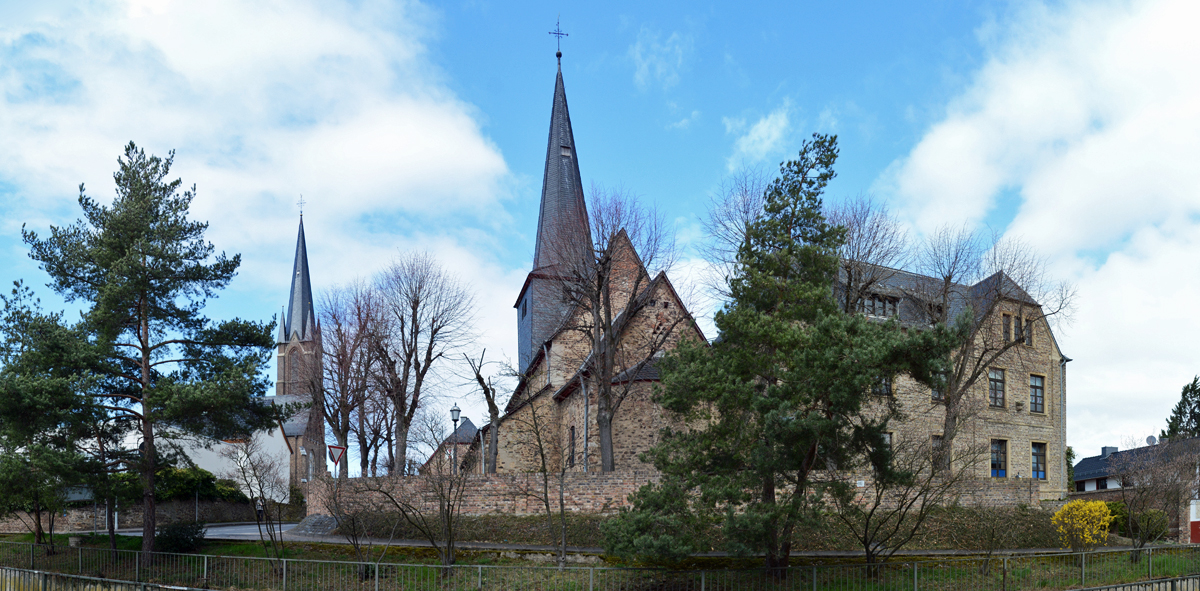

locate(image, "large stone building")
[[470, 53, 1070, 506]]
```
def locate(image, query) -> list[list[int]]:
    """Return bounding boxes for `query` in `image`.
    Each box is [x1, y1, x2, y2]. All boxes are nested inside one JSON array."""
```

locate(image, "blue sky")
[[1, 0, 1197, 462]]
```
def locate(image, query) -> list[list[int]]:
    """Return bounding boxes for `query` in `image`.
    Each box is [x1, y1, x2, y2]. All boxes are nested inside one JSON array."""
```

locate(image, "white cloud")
[[667, 110, 700, 130], [628, 26, 692, 91], [878, 0, 1200, 456], [0, 0, 521, 423], [725, 100, 791, 171]]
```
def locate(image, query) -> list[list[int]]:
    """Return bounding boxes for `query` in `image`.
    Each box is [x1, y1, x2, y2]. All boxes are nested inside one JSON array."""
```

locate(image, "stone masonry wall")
[[308, 471, 660, 517], [0, 500, 256, 534]]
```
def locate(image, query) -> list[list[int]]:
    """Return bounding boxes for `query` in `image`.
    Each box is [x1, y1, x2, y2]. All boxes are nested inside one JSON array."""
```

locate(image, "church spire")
[[515, 52, 592, 373], [532, 55, 591, 270], [284, 217, 316, 342]]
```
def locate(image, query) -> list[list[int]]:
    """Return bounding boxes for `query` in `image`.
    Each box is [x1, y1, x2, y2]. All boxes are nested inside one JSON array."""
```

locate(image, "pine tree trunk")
[[141, 416, 157, 561]]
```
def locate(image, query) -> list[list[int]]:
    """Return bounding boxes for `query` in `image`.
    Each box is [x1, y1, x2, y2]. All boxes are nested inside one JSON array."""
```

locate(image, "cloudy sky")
[[0, 0, 1195, 465]]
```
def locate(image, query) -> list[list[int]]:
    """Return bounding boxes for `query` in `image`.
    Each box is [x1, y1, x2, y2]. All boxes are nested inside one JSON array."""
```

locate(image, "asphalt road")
[[117, 522, 297, 540]]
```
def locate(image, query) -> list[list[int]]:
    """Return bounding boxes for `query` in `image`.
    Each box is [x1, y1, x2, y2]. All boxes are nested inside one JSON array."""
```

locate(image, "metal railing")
[[0, 564, 210, 590], [1, 540, 1199, 590]]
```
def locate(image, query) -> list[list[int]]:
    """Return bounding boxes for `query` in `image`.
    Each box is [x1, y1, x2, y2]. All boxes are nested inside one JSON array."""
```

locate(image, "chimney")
[[1101, 446, 1118, 458]]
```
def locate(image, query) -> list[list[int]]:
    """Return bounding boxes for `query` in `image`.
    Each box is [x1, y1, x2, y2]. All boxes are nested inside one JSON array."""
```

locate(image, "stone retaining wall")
[[0, 500, 255, 534]]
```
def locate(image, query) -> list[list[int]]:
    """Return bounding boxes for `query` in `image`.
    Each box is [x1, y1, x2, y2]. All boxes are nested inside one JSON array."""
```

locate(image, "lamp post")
[[450, 403, 461, 475]]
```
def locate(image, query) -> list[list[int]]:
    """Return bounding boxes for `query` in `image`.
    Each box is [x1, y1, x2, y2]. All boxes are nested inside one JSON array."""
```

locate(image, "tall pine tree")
[[23, 142, 281, 558], [603, 134, 961, 568], [1162, 376, 1200, 440]]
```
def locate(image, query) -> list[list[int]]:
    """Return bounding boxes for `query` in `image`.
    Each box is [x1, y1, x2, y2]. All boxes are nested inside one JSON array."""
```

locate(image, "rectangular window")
[[1024, 319, 1033, 346], [1097, 478, 1108, 490], [931, 386, 944, 403], [989, 369, 1006, 408], [881, 432, 892, 449], [1029, 375, 1045, 413], [569, 426, 576, 468], [1003, 314, 1012, 342], [1031, 442, 1047, 480], [872, 375, 893, 396], [932, 435, 948, 472], [1076, 481, 1085, 492], [561, 146, 572, 157], [990, 439, 1007, 478]]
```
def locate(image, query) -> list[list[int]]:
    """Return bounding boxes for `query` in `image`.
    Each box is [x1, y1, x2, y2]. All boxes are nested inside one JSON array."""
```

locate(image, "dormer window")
[[561, 146, 572, 157], [858, 294, 898, 318]]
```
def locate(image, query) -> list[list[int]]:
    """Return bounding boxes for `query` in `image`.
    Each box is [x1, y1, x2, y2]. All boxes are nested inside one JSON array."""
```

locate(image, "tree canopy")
[[603, 134, 962, 568], [1162, 376, 1200, 440], [21, 142, 282, 556]]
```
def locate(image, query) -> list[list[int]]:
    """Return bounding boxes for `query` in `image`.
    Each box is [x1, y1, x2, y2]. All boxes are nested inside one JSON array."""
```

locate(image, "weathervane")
[[549, 17, 568, 62], [297, 194, 306, 217]]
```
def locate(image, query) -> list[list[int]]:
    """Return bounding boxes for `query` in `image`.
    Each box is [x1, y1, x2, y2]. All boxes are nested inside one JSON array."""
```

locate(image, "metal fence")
[[0, 564, 209, 590], [0, 540, 1199, 591]]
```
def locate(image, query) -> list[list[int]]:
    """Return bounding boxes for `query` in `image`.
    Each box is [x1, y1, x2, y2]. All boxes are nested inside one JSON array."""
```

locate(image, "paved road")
[[116, 522, 297, 540]]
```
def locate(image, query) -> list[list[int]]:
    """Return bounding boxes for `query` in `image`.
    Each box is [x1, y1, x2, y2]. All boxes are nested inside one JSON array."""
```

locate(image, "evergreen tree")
[[603, 134, 961, 568], [22, 142, 281, 558], [1162, 376, 1200, 440]]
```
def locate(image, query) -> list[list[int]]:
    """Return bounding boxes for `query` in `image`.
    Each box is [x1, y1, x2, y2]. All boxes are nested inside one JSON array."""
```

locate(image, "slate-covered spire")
[[284, 217, 316, 343], [515, 56, 592, 373], [532, 60, 591, 270]]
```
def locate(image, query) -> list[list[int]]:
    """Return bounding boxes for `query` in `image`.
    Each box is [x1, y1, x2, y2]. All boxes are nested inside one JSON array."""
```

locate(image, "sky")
[[0, 0, 1197, 466]]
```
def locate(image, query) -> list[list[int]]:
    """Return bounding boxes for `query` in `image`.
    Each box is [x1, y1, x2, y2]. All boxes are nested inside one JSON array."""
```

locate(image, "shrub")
[[1134, 509, 1168, 541], [1106, 501, 1128, 536], [155, 521, 206, 553], [1053, 500, 1112, 552]]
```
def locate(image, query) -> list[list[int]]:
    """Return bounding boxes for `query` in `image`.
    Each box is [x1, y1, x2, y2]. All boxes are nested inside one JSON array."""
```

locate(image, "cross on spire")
[[297, 194, 307, 216], [549, 17, 568, 62]]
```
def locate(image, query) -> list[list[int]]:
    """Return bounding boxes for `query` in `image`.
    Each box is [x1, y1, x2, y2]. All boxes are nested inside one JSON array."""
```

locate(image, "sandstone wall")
[[0, 501, 255, 534]]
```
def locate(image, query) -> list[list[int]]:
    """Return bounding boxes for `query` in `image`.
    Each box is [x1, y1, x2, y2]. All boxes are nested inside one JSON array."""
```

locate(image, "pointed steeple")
[[532, 60, 591, 270], [276, 307, 287, 344], [515, 55, 592, 373], [285, 217, 316, 342]]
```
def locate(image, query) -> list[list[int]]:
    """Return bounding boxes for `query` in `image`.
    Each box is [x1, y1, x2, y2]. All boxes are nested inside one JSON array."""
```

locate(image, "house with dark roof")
[[422, 418, 478, 475], [1073, 446, 1122, 492]]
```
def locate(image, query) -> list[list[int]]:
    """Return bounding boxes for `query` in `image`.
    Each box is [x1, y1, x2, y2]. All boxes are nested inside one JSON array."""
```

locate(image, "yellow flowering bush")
[[1052, 500, 1112, 552]]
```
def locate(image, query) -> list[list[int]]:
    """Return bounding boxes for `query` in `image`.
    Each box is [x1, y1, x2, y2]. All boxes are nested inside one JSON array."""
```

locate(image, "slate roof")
[[282, 218, 317, 343], [532, 62, 591, 271], [446, 417, 478, 445], [265, 394, 311, 437], [1072, 438, 1200, 483], [838, 263, 1040, 327]]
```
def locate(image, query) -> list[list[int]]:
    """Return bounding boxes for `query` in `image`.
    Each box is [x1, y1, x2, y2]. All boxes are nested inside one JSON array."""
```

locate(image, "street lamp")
[[450, 403, 461, 474]]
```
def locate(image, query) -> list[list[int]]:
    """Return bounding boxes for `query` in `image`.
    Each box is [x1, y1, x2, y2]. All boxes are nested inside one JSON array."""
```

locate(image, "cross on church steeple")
[[549, 17, 568, 63], [297, 194, 307, 216]]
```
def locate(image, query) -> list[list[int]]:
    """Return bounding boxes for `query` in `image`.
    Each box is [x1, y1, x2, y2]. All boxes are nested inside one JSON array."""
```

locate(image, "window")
[[931, 372, 946, 403], [1024, 319, 1033, 346], [988, 369, 1006, 407], [1003, 314, 1012, 342], [561, 146, 572, 157], [1031, 443, 1047, 480], [859, 294, 899, 318], [932, 435, 948, 472], [569, 426, 576, 468], [1097, 478, 1108, 490], [521, 299, 528, 319], [1076, 481, 1085, 492], [990, 440, 1007, 478], [872, 375, 893, 396], [1029, 375, 1045, 413], [881, 433, 892, 449]]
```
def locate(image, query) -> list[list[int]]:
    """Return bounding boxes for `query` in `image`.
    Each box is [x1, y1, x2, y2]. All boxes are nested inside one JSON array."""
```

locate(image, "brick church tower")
[[514, 51, 593, 374], [274, 216, 327, 488]]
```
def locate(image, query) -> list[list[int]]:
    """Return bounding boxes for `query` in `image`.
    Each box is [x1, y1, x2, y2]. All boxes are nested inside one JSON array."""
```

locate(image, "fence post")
[[913, 562, 917, 591], [589, 567, 594, 591], [1080, 552, 1085, 586], [374, 563, 379, 591], [77, 546, 82, 574], [135, 552, 140, 582], [203, 555, 208, 581], [477, 565, 482, 590], [28, 542, 32, 570], [701, 569, 705, 591], [1149, 547, 1153, 579], [812, 565, 817, 591], [1003, 557, 1008, 591], [282, 558, 287, 590]]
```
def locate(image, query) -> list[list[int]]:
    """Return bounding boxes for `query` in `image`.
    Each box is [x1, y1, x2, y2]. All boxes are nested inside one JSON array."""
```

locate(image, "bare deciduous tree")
[[220, 435, 289, 562], [826, 194, 909, 314], [465, 350, 505, 474], [698, 167, 770, 300], [362, 416, 470, 570], [830, 432, 984, 570], [508, 394, 571, 566], [317, 281, 377, 480], [541, 186, 687, 472], [904, 226, 1075, 450], [372, 252, 475, 477], [1108, 437, 1198, 555]]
